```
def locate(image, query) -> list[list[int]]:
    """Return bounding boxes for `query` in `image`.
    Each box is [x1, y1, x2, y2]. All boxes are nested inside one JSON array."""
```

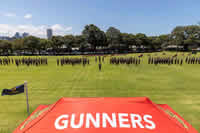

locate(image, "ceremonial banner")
[[1, 82, 30, 116], [13, 97, 198, 133], [1, 84, 24, 96]]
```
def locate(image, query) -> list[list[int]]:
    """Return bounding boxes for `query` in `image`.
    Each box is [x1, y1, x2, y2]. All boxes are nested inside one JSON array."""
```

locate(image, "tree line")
[[0, 24, 200, 55]]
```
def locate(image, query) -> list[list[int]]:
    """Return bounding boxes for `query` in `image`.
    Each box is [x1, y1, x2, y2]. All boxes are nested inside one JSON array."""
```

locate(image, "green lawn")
[[0, 52, 199, 132]]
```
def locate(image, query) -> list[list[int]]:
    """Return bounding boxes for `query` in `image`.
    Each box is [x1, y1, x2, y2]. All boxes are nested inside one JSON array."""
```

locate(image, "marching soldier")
[[95, 56, 97, 63], [99, 56, 101, 63], [57, 59, 59, 66], [98, 63, 102, 71], [180, 59, 183, 66]]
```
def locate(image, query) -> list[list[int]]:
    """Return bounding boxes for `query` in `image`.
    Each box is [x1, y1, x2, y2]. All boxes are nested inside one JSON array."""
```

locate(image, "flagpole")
[[24, 81, 30, 116]]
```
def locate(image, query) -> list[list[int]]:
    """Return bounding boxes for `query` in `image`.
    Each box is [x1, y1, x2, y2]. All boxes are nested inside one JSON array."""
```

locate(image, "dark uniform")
[[98, 63, 102, 71]]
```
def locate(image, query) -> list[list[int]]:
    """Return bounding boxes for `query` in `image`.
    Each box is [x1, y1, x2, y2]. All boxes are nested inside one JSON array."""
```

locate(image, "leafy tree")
[[170, 25, 200, 51], [184, 25, 200, 50], [147, 35, 170, 51], [159, 34, 170, 48], [106, 27, 121, 49], [39, 39, 51, 54], [12, 39, 25, 54], [121, 33, 136, 50], [23, 36, 40, 54], [150, 36, 162, 50], [51, 36, 64, 54], [97, 31, 108, 48], [0, 40, 12, 55], [135, 33, 149, 51], [82, 24, 103, 51], [171, 26, 185, 45], [74, 35, 88, 52], [63, 35, 75, 52], [74, 35, 86, 46]]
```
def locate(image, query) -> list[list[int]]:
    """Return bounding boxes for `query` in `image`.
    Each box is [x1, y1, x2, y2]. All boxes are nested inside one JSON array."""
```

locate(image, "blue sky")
[[0, 0, 200, 37]]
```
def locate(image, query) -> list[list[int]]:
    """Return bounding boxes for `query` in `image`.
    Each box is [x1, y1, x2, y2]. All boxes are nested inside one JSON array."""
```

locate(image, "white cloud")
[[0, 24, 72, 38], [24, 14, 32, 19], [1, 13, 16, 17], [51, 24, 63, 31], [65, 27, 73, 31], [51, 24, 72, 36]]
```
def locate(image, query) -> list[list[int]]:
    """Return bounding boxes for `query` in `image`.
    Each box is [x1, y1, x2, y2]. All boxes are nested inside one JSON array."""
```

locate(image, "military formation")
[[185, 56, 200, 64], [0, 53, 199, 69], [110, 57, 141, 65], [148, 55, 200, 65], [148, 57, 184, 65], [15, 57, 48, 66], [57, 57, 90, 66], [0, 57, 48, 66], [0, 58, 12, 66]]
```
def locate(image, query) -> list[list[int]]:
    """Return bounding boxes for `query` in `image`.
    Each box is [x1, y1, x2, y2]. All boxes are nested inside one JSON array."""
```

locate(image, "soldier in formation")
[[98, 63, 102, 71], [110, 57, 141, 65], [57, 57, 90, 66]]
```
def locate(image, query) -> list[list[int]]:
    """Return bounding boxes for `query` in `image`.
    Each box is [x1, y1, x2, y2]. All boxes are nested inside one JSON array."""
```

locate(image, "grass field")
[[0, 52, 199, 132]]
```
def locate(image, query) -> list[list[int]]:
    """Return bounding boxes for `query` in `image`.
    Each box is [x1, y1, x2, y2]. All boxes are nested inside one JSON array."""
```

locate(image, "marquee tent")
[[13, 97, 198, 133]]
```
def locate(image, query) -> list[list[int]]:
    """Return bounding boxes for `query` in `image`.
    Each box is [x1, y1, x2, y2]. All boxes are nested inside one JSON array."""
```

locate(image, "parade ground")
[[0, 52, 199, 132]]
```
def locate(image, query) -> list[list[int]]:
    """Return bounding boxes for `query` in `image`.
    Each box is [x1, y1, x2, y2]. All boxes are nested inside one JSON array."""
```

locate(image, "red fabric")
[[13, 97, 198, 133]]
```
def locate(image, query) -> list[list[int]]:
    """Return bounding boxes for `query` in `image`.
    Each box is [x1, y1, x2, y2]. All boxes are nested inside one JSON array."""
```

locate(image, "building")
[[164, 45, 184, 51], [22, 32, 29, 38], [14, 32, 21, 39], [0, 32, 29, 40], [47, 28, 53, 39], [0, 36, 12, 41]]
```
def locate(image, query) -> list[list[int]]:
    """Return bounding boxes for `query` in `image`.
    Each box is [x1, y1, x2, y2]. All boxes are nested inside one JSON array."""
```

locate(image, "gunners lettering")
[[55, 113, 156, 130]]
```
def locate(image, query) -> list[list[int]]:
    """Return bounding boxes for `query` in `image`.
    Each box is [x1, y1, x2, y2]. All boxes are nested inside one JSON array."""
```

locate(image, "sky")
[[0, 0, 200, 38]]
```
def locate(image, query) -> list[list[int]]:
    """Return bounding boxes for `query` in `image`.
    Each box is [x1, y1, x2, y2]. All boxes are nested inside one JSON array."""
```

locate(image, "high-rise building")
[[22, 32, 29, 38], [47, 28, 53, 39], [14, 32, 21, 39]]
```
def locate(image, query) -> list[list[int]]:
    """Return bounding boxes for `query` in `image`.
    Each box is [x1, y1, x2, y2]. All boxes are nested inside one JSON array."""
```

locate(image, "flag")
[[1, 84, 24, 96]]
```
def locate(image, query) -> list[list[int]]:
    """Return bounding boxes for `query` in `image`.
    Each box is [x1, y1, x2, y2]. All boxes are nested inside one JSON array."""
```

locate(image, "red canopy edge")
[[16, 105, 49, 131], [17, 102, 58, 133], [157, 104, 198, 133], [56, 97, 154, 104]]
